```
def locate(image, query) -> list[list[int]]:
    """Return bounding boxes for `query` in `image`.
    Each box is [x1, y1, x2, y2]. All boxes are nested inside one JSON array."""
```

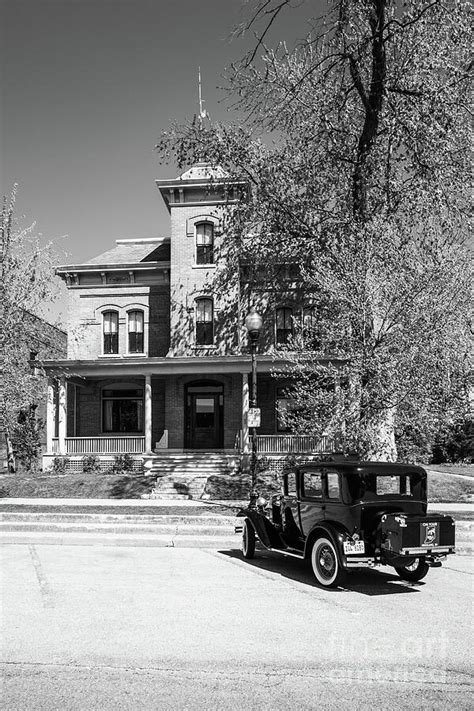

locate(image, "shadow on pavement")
[[217, 548, 424, 596]]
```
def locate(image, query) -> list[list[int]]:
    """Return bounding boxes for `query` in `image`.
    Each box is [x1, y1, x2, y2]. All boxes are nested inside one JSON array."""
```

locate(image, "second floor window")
[[128, 310, 144, 353], [195, 298, 213, 346], [303, 306, 319, 349], [196, 223, 214, 264], [276, 307, 293, 345], [103, 311, 118, 354]]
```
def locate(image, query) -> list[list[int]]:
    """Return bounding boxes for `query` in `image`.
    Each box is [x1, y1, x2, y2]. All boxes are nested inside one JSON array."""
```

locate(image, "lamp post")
[[244, 309, 263, 507]]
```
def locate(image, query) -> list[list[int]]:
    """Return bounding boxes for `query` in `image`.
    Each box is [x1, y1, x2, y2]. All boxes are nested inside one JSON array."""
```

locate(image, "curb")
[[0, 532, 241, 548]]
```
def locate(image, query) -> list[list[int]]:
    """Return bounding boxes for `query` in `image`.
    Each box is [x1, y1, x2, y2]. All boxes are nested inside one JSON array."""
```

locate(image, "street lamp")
[[245, 309, 263, 506]]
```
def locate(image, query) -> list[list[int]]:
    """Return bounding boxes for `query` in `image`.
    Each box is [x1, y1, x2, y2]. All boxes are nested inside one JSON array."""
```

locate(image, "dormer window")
[[196, 223, 214, 264], [195, 298, 213, 346], [128, 310, 144, 353], [103, 311, 119, 354]]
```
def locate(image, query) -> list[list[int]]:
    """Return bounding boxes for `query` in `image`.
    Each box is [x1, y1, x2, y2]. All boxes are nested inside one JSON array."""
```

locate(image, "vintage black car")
[[237, 461, 455, 588]]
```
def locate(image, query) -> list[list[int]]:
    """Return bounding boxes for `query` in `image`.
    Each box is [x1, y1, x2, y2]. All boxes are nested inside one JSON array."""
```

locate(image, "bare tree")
[[157, 0, 472, 460]]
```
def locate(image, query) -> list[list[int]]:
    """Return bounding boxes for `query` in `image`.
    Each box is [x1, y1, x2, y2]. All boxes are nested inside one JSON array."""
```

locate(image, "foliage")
[[82, 454, 101, 474], [157, 0, 472, 461], [431, 419, 474, 464], [0, 185, 61, 472], [110, 453, 135, 475], [11, 406, 44, 473], [49, 457, 70, 475]]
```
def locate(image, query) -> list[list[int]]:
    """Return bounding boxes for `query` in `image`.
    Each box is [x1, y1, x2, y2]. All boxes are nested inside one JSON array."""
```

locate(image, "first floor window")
[[128, 310, 144, 353], [195, 298, 213, 345], [102, 387, 143, 432], [103, 311, 119, 354], [276, 386, 295, 432], [276, 307, 293, 345]]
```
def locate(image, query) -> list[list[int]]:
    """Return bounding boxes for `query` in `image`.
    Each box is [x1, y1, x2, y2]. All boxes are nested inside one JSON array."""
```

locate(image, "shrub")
[[49, 457, 70, 475], [82, 455, 101, 474], [432, 419, 474, 464], [110, 453, 135, 475]]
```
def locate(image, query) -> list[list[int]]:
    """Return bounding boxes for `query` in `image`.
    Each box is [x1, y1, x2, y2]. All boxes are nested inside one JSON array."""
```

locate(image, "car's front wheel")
[[394, 558, 429, 582], [242, 519, 256, 559], [311, 536, 345, 588]]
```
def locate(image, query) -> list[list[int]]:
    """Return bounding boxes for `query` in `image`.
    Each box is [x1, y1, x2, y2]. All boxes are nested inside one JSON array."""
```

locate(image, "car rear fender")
[[304, 522, 348, 561]]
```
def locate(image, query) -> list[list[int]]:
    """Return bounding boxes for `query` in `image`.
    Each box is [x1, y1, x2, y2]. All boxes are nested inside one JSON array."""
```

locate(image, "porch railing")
[[51, 437, 145, 455], [256, 434, 336, 454]]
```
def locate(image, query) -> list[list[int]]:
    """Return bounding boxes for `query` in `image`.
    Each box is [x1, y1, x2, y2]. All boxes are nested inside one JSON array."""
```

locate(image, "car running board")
[[266, 547, 305, 560]]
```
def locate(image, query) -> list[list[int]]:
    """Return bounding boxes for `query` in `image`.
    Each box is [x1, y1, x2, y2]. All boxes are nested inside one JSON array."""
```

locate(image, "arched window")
[[196, 223, 214, 264], [275, 307, 293, 345], [103, 311, 119, 354], [102, 384, 143, 433], [128, 310, 144, 353], [195, 298, 213, 346]]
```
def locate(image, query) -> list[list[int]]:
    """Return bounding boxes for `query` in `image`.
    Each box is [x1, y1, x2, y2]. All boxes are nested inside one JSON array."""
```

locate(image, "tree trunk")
[[5, 428, 16, 473], [366, 407, 398, 462]]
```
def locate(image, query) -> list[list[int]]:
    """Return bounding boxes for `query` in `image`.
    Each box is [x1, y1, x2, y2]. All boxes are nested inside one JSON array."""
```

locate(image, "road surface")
[[1, 544, 472, 709]]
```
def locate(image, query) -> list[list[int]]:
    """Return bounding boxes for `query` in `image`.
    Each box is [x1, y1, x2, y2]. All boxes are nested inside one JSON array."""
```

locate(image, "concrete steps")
[[147, 453, 241, 499]]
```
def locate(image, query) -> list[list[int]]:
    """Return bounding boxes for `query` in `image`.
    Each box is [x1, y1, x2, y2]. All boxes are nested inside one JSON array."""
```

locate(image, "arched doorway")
[[185, 381, 224, 449]]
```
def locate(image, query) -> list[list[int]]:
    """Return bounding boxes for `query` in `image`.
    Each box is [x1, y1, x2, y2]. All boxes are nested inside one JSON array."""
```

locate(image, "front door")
[[185, 384, 223, 449]]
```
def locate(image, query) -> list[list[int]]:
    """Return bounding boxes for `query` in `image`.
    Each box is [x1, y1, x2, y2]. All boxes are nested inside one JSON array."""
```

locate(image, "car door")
[[280, 469, 304, 547], [299, 467, 326, 537]]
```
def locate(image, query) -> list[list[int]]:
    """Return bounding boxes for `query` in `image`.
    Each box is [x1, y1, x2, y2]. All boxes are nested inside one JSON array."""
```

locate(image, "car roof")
[[297, 461, 427, 475]]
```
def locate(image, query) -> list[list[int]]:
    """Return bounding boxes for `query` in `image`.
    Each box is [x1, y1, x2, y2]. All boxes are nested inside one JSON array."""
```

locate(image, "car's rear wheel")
[[311, 536, 345, 588], [394, 558, 429, 582], [242, 519, 256, 559]]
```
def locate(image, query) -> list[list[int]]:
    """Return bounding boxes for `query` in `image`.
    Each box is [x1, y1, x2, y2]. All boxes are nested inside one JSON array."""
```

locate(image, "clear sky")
[[1, 0, 321, 272]]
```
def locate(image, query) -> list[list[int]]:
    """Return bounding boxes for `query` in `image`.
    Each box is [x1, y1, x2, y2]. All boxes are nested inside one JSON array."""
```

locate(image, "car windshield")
[[345, 468, 426, 503]]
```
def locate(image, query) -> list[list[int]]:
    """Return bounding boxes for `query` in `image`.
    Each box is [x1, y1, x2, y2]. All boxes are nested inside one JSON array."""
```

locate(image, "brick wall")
[[168, 205, 240, 357], [65, 282, 170, 360]]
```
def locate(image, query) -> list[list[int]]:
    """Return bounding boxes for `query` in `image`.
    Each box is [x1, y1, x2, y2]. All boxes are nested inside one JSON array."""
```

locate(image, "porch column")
[[241, 373, 250, 456], [58, 376, 67, 455], [46, 378, 55, 453], [145, 375, 152, 454]]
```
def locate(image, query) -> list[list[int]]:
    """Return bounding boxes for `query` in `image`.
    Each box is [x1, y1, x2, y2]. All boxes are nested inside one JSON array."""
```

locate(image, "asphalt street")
[[1, 543, 472, 710]]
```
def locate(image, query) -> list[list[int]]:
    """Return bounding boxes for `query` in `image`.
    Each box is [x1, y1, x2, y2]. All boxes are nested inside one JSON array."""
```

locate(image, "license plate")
[[343, 540, 365, 555]]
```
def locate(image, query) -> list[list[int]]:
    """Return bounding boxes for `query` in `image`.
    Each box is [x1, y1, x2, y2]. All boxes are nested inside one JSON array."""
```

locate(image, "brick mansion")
[[41, 163, 338, 479]]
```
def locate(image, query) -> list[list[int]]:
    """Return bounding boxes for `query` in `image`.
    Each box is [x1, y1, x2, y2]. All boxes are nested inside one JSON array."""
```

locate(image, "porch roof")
[[39, 354, 346, 378]]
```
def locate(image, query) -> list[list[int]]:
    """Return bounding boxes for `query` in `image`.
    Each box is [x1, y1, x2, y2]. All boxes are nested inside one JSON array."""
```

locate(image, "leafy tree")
[[0, 186, 60, 472], [157, 0, 472, 460], [11, 406, 44, 473]]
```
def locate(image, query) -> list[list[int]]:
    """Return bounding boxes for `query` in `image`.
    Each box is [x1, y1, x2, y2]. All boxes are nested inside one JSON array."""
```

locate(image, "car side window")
[[284, 471, 297, 496], [326, 470, 341, 500], [302, 470, 323, 499]]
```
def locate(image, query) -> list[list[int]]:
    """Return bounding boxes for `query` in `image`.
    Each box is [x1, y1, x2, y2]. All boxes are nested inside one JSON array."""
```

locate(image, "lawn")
[[0, 472, 156, 500], [0, 466, 472, 503], [426, 464, 474, 478]]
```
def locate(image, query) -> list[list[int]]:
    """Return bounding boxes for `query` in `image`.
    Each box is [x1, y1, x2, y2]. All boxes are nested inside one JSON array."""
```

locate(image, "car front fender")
[[238, 508, 285, 549]]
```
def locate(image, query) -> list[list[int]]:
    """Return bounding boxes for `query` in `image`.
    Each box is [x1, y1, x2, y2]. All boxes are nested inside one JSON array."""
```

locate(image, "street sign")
[[248, 408, 261, 428]]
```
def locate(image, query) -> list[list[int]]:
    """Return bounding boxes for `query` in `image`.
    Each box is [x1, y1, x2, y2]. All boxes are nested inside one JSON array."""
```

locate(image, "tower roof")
[[177, 162, 229, 181]]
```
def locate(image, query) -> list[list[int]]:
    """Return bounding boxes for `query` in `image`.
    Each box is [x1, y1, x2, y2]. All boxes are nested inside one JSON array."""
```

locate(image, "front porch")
[[48, 433, 336, 457], [42, 356, 339, 471]]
